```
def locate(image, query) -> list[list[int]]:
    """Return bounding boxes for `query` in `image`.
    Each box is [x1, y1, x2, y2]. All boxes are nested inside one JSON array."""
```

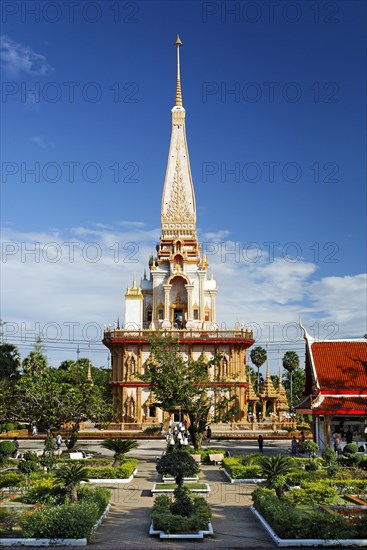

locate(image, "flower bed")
[[252, 488, 367, 543]]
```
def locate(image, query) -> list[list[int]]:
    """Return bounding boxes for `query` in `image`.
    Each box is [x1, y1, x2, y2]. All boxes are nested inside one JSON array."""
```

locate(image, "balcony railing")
[[103, 328, 254, 341]]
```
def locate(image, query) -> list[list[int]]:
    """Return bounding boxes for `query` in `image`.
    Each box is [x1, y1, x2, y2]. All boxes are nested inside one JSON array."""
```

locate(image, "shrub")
[[170, 486, 193, 517], [156, 450, 199, 486], [20, 501, 100, 540], [0, 472, 26, 489], [285, 482, 338, 505], [359, 458, 367, 470], [0, 440, 16, 456], [343, 443, 359, 455], [305, 461, 319, 472], [77, 486, 111, 516], [87, 459, 137, 479], [22, 477, 62, 505], [252, 487, 357, 539], [151, 493, 211, 534], [4, 423, 15, 432], [222, 458, 262, 479], [143, 426, 161, 434], [321, 446, 337, 465]]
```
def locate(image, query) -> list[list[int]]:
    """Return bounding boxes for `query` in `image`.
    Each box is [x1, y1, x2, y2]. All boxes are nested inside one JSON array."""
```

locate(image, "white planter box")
[[0, 505, 111, 547], [151, 483, 210, 494], [149, 522, 213, 539], [222, 468, 266, 484], [251, 506, 367, 547], [82, 468, 138, 484], [162, 476, 199, 483]]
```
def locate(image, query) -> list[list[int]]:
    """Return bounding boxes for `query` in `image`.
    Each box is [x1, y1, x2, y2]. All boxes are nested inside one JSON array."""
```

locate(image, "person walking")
[[206, 425, 212, 444], [12, 437, 20, 458], [257, 434, 264, 454], [55, 433, 62, 456]]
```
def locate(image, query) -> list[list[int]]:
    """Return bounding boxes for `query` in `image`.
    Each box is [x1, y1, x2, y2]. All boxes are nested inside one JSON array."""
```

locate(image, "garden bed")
[[84, 468, 138, 484], [162, 476, 198, 483], [149, 521, 213, 540], [152, 483, 210, 493], [222, 468, 266, 484], [0, 504, 110, 546], [251, 506, 367, 547]]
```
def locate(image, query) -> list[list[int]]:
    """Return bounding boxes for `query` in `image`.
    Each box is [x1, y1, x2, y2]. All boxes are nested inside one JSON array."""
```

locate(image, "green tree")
[[22, 352, 47, 376], [101, 439, 138, 468], [282, 368, 305, 409], [54, 463, 89, 503], [12, 367, 115, 438], [260, 455, 293, 499], [156, 448, 199, 486], [250, 346, 267, 392], [141, 336, 239, 449], [0, 343, 21, 380], [282, 351, 300, 410]]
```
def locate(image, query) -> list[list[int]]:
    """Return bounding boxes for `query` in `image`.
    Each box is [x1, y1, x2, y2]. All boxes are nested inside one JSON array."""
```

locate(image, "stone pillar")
[[185, 284, 194, 322], [136, 387, 142, 422], [162, 284, 171, 328]]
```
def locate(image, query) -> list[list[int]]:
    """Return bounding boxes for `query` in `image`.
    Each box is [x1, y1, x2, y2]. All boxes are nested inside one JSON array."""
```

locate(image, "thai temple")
[[103, 37, 291, 428]]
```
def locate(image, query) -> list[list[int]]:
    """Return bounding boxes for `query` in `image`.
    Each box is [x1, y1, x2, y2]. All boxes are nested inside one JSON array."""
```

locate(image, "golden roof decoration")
[[260, 368, 278, 399], [162, 157, 196, 225]]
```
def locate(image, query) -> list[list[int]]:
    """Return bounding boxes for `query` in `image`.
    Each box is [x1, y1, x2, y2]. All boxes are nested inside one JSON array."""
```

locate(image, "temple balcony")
[[103, 327, 254, 345]]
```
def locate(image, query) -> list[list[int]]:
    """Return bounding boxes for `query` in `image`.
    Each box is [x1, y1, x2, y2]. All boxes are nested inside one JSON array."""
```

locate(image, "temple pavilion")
[[102, 38, 290, 428]]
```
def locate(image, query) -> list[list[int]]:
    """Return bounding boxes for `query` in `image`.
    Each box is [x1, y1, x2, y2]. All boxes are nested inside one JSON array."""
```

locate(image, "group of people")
[[166, 422, 189, 446]]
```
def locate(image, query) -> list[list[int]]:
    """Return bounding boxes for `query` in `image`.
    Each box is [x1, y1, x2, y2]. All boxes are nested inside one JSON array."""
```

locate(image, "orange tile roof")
[[313, 396, 367, 414], [311, 341, 367, 392]]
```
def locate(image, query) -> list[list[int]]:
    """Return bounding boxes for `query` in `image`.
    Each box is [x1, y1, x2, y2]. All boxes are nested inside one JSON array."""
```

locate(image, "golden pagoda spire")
[[175, 35, 183, 107]]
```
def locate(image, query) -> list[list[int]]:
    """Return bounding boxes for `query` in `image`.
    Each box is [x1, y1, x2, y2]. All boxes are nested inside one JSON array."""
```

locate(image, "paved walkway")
[[90, 457, 277, 549]]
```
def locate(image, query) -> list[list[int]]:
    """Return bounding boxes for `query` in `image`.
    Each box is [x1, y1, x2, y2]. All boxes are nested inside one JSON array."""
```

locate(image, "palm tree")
[[250, 346, 267, 392], [101, 438, 138, 468], [282, 351, 300, 410], [260, 455, 293, 499], [54, 463, 90, 503], [0, 343, 21, 380]]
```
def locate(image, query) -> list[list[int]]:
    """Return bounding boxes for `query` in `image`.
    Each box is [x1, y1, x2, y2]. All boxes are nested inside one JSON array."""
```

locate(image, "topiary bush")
[[151, 493, 211, 534], [0, 440, 16, 457], [20, 501, 100, 540], [343, 443, 359, 456], [0, 472, 26, 489]]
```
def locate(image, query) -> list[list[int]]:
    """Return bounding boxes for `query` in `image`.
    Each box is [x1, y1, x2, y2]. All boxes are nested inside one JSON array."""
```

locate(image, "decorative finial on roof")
[[175, 35, 183, 107], [132, 274, 136, 288]]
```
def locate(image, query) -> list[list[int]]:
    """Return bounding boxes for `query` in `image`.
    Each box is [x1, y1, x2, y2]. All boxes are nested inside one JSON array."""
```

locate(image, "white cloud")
[[0, 35, 54, 77], [1, 225, 366, 368], [30, 136, 46, 149]]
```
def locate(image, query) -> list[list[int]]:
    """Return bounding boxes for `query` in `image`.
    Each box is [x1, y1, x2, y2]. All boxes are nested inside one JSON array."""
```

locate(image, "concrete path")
[[90, 457, 277, 549]]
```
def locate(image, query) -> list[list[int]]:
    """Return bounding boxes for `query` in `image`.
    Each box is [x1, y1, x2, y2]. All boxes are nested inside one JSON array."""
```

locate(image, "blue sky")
[[1, 0, 366, 370]]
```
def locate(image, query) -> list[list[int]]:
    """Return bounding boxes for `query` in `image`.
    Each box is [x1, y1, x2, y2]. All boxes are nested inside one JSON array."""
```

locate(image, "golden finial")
[[132, 274, 136, 288], [175, 35, 183, 107]]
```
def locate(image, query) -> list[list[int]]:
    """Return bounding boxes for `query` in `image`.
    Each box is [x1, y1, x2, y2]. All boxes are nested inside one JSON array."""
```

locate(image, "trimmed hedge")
[[0, 472, 26, 489], [252, 488, 363, 539], [0, 440, 16, 456], [151, 494, 211, 534], [87, 458, 137, 479], [20, 501, 100, 540], [223, 458, 262, 479]]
